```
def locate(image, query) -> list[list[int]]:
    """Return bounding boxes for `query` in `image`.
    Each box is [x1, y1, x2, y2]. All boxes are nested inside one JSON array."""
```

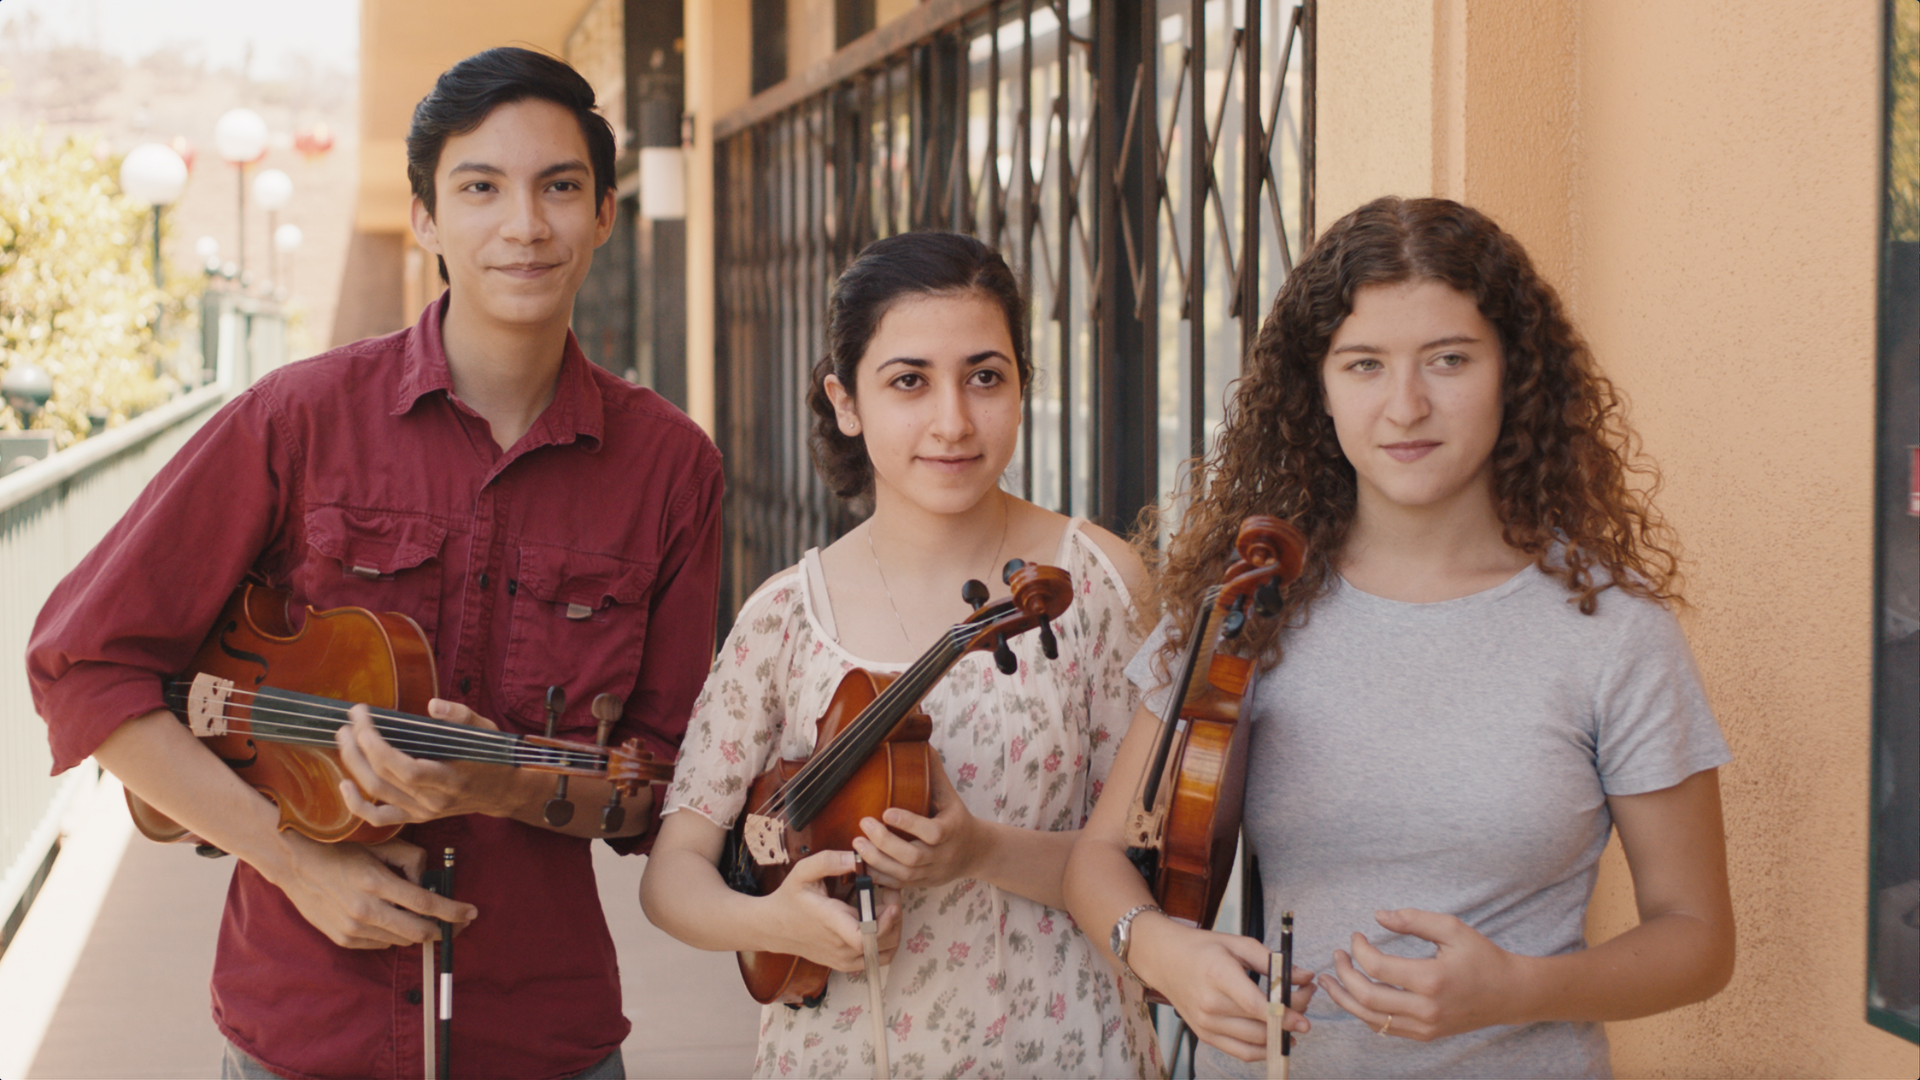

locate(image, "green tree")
[[0, 130, 184, 444]]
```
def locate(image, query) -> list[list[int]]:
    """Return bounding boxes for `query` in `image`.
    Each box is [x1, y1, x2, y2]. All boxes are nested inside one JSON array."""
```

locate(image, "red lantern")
[[294, 123, 335, 160]]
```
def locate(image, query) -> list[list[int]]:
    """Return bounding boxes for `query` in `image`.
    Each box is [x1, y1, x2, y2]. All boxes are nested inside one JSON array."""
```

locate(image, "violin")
[[1122, 515, 1307, 1000], [127, 582, 669, 847], [722, 559, 1075, 1006]]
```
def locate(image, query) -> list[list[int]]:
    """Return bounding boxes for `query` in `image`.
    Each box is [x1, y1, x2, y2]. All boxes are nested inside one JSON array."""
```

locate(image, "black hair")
[[405, 47, 618, 283], [806, 232, 1031, 500]]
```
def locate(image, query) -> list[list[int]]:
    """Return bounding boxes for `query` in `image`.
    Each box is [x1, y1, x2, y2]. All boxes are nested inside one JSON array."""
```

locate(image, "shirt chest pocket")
[[302, 506, 449, 641], [501, 543, 657, 733]]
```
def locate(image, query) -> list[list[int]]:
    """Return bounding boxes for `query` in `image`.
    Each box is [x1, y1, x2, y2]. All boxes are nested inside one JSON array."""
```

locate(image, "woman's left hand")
[[1316, 908, 1530, 1041], [852, 757, 984, 890]]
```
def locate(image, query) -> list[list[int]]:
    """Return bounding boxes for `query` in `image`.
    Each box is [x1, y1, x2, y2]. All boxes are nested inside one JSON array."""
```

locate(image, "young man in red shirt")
[[28, 48, 720, 1079]]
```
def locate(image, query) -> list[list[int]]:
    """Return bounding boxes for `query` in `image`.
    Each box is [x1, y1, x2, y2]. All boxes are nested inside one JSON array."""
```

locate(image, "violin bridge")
[[1124, 804, 1166, 850], [187, 673, 236, 736], [742, 813, 789, 867]]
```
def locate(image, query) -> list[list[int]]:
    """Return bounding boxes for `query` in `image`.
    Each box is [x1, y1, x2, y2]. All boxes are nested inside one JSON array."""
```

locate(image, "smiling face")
[[825, 290, 1023, 518], [410, 97, 614, 335], [1321, 278, 1506, 522]]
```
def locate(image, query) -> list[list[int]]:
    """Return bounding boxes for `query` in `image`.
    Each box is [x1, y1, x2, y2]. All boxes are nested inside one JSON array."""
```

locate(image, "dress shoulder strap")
[[801, 547, 839, 642]]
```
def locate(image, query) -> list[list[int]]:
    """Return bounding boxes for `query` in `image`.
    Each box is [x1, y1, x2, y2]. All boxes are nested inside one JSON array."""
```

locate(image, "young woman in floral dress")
[[642, 232, 1163, 1079]]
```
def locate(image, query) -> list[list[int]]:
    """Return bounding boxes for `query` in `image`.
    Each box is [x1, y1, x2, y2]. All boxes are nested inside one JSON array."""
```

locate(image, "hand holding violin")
[[852, 755, 985, 892], [762, 848, 904, 972], [1127, 914, 1315, 1063], [335, 699, 515, 825]]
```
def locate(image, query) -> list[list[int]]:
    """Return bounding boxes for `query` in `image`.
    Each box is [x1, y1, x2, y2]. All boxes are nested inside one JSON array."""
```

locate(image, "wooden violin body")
[[1125, 515, 1307, 993], [721, 560, 1075, 1007], [129, 583, 667, 847], [730, 669, 935, 1006], [129, 583, 436, 845]]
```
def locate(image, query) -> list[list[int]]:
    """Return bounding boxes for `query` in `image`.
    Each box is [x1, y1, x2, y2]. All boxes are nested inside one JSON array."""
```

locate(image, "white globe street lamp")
[[252, 168, 292, 211], [215, 108, 268, 278], [119, 143, 189, 288], [274, 223, 303, 295]]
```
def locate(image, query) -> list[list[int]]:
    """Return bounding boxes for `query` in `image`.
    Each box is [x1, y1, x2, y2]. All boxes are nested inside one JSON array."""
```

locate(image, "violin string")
[[765, 600, 1018, 826], [161, 706, 602, 770], [1138, 584, 1226, 814], [162, 689, 608, 770], [754, 620, 975, 823], [160, 690, 532, 761], [165, 681, 582, 754]]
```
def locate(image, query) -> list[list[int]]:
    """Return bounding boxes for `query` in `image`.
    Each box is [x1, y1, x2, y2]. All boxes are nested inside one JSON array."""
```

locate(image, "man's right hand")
[[271, 833, 479, 949]]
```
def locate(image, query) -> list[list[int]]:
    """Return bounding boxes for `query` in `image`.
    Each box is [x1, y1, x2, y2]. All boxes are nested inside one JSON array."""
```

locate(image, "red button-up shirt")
[[28, 295, 723, 1079]]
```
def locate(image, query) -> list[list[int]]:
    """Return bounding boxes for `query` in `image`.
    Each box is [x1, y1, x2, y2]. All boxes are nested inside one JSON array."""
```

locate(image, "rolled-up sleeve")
[[28, 386, 294, 773]]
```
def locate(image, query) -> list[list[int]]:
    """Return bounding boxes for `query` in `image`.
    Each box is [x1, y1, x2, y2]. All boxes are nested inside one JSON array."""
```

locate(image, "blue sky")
[[0, 0, 359, 77]]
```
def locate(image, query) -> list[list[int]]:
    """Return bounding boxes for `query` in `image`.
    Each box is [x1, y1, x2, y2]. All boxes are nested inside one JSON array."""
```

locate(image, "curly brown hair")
[[1135, 196, 1681, 674], [807, 232, 1031, 500]]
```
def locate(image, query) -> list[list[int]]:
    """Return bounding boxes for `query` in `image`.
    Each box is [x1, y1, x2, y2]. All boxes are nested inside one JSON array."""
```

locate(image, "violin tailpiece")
[[1124, 804, 1166, 850], [743, 813, 790, 866], [187, 672, 235, 736]]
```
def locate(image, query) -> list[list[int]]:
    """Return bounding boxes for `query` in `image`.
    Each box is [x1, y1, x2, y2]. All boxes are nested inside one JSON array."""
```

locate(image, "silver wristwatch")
[[1108, 903, 1162, 984]]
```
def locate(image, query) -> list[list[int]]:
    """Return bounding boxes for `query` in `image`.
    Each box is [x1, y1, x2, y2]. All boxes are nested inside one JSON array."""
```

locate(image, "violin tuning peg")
[[591, 693, 622, 748], [543, 786, 575, 828], [1000, 558, 1026, 584], [993, 635, 1018, 676], [1039, 619, 1059, 660], [601, 788, 625, 833], [961, 579, 990, 611], [543, 686, 567, 738], [1254, 579, 1283, 618], [1221, 605, 1248, 640]]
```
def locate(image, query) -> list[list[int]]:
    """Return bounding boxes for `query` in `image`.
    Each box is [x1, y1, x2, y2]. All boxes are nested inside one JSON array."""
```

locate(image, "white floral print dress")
[[664, 519, 1164, 1080]]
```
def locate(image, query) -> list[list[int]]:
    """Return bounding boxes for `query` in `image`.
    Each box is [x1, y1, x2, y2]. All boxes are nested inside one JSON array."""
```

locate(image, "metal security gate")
[[714, 0, 1314, 624]]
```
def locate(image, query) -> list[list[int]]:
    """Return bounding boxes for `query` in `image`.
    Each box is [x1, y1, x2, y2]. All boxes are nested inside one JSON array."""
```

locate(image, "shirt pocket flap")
[[307, 506, 449, 577], [515, 544, 655, 611]]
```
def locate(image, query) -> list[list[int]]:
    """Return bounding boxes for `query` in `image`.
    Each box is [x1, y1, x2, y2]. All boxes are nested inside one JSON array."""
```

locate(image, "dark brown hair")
[[405, 47, 617, 284], [1137, 196, 1682, 672], [807, 232, 1030, 499]]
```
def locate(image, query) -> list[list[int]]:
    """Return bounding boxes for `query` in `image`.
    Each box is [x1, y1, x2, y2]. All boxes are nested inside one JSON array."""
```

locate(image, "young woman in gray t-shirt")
[[1066, 197, 1734, 1078]]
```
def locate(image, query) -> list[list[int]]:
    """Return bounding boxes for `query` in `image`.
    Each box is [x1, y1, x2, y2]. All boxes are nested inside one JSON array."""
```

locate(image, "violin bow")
[[1267, 912, 1294, 1080], [855, 870, 890, 1080]]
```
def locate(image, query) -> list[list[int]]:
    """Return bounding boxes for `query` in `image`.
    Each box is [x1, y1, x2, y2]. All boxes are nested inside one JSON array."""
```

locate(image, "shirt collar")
[[392, 291, 605, 452]]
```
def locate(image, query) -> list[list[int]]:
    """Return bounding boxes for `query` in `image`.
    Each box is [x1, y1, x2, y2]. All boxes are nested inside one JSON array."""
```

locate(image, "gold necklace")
[[866, 494, 1009, 649]]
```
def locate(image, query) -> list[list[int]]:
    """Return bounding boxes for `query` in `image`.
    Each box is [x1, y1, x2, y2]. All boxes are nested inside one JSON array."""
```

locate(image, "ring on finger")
[[1377, 1015, 1393, 1037]]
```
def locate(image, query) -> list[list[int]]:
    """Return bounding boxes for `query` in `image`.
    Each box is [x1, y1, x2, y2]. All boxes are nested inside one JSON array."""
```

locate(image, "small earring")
[[840, 417, 861, 436]]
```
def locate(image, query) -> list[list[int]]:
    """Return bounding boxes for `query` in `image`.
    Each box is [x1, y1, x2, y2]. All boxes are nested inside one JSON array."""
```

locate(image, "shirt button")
[[507, 579, 518, 595], [479, 573, 491, 589], [459, 677, 472, 695], [406, 989, 422, 1005]]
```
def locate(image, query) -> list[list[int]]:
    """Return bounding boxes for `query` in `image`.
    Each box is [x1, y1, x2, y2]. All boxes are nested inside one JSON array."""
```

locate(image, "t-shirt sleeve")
[[1593, 598, 1732, 796], [1070, 531, 1145, 808], [1123, 614, 1179, 719], [661, 579, 802, 829]]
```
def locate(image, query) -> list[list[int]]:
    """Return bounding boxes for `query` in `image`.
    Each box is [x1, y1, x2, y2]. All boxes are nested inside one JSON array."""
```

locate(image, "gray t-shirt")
[[1124, 563, 1730, 1079]]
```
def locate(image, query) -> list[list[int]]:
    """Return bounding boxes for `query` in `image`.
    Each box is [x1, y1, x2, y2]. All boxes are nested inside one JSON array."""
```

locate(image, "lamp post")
[[213, 108, 267, 279], [118, 143, 189, 289], [252, 168, 292, 288], [274, 223, 304, 297]]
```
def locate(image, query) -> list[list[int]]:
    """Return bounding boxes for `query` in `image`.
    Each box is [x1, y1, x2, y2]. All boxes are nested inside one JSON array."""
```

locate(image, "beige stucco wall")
[[684, 0, 753, 435], [1321, 1, 1915, 1075]]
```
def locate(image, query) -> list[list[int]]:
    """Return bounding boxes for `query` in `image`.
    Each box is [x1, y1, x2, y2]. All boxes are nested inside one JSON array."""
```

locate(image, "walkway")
[[2, 773, 759, 1079]]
